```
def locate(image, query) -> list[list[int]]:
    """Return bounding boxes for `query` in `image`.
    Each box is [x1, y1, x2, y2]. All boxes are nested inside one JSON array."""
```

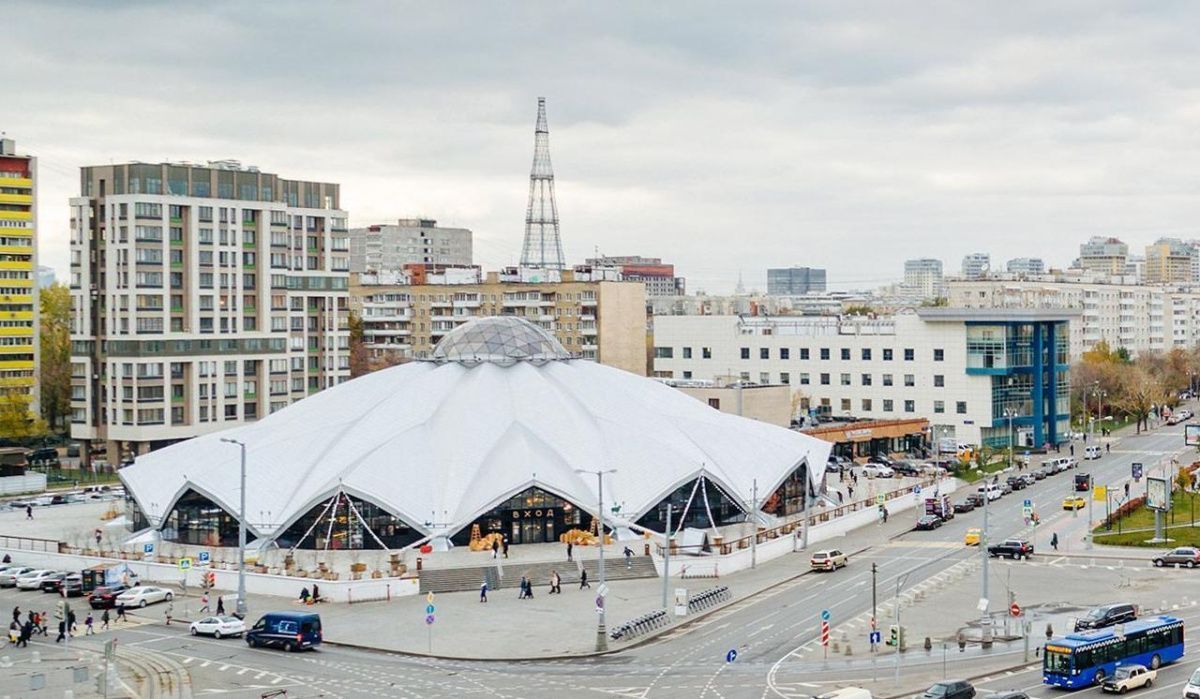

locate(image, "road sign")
[[977, 597, 989, 612], [820, 621, 830, 646], [426, 592, 435, 604], [425, 614, 434, 625], [1023, 499, 1032, 509], [914, 485, 921, 495], [875, 494, 885, 505], [178, 557, 192, 571], [197, 551, 210, 564], [869, 630, 882, 645], [726, 649, 738, 663], [143, 543, 154, 554], [598, 583, 609, 598], [1132, 462, 1143, 481], [595, 595, 604, 610], [820, 608, 831, 621], [425, 604, 435, 615], [1010, 602, 1021, 617]]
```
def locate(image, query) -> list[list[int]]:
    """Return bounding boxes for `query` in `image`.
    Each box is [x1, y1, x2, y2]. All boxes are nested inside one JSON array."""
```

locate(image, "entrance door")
[[521, 519, 543, 544]]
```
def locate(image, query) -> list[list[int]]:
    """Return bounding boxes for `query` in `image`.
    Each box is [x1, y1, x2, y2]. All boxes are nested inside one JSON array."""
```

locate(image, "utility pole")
[[221, 437, 249, 617], [661, 503, 671, 611], [894, 571, 911, 683], [576, 467, 617, 652], [980, 468, 991, 645], [871, 562, 878, 652], [750, 479, 758, 570], [1086, 473, 1094, 550]]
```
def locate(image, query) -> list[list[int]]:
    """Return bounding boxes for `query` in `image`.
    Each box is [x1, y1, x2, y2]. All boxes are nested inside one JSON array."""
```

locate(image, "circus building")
[[119, 317, 831, 553]]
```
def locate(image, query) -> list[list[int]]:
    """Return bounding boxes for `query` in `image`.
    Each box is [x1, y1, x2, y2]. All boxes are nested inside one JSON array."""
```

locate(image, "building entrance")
[[452, 486, 584, 547]]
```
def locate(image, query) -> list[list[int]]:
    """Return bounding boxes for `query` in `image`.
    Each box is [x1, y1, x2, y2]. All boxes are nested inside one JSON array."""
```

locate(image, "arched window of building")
[[274, 491, 421, 550], [636, 475, 746, 534]]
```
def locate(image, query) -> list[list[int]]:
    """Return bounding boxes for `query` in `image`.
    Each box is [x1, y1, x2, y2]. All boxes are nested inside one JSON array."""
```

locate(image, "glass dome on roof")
[[431, 317, 572, 364]]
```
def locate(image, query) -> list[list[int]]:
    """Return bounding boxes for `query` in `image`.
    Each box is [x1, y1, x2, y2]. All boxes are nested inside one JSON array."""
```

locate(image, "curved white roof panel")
[[121, 318, 830, 541]]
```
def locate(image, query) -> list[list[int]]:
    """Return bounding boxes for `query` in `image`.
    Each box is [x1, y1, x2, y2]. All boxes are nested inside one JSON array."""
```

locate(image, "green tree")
[[0, 384, 47, 439], [38, 282, 71, 432]]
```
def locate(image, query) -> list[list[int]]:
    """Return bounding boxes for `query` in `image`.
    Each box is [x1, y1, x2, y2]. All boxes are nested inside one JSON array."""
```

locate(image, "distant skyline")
[[12, 1, 1200, 293]]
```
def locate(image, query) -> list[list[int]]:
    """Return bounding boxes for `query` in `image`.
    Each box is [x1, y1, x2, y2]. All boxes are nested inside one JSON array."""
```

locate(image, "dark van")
[[245, 611, 321, 652]]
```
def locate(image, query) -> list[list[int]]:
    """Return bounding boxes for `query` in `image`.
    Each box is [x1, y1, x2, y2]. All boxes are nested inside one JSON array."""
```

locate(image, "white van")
[[1084, 445, 1102, 460], [978, 483, 1003, 501]]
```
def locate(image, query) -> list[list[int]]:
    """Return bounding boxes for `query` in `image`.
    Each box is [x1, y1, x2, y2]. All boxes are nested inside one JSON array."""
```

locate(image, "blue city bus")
[[1043, 615, 1185, 689]]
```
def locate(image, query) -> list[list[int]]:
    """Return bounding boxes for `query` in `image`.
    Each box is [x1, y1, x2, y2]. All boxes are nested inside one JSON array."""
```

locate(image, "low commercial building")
[[651, 308, 1075, 448], [662, 380, 792, 427], [803, 418, 930, 462], [352, 265, 648, 375]]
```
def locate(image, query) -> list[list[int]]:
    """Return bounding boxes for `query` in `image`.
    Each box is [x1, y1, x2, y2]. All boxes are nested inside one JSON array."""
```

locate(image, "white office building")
[[1006, 258, 1045, 276], [961, 253, 991, 279], [903, 258, 944, 298]]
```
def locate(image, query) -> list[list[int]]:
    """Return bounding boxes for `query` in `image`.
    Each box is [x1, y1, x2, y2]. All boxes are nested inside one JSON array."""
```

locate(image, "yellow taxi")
[[1062, 495, 1086, 510], [964, 528, 982, 546]]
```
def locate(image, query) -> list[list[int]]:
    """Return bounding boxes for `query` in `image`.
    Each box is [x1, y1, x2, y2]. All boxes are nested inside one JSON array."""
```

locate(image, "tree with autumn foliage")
[[348, 310, 407, 378], [38, 283, 71, 432]]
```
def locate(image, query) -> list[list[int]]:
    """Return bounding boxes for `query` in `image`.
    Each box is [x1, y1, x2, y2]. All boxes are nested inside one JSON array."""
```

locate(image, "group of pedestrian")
[[517, 574, 535, 599], [490, 536, 510, 559]]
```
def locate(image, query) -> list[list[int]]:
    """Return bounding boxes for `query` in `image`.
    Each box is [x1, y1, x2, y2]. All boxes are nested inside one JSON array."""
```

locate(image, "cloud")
[[13, 0, 1200, 291]]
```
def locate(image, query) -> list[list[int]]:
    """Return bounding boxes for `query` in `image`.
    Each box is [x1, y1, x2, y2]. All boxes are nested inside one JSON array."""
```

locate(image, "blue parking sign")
[[198, 551, 210, 563], [1132, 463, 1143, 481], [143, 543, 154, 554]]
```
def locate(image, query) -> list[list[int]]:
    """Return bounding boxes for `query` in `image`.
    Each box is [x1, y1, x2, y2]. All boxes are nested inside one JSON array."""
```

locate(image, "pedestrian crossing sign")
[[178, 557, 192, 571]]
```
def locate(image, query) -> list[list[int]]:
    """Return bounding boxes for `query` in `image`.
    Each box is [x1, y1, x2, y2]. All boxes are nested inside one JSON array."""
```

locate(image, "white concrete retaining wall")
[[0, 473, 47, 495], [0, 547, 420, 602]]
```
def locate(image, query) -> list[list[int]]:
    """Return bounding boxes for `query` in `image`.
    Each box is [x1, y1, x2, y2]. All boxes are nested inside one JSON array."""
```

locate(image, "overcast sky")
[[12, 1, 1200, 293]]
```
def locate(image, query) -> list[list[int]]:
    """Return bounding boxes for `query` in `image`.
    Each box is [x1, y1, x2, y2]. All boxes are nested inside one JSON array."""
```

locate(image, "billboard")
[[1147, 476, 1171, 512], [1186, 424, 1200, 447]]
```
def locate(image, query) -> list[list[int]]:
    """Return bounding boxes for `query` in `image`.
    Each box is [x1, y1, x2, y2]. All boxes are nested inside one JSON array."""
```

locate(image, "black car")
[[1005, 476, 1027, 491], [988, 539, 1034, 559], [88, 584, 130, 609], [914, 515, 943, 531], [871, 454, 896, 466], [923, 680, 975, 699], [893, 461, 922, 477], [38, 572, 67, 592], [953, 499, 977, 513], [1074, 603, 1137, 631], [965, 493, 986, 508]]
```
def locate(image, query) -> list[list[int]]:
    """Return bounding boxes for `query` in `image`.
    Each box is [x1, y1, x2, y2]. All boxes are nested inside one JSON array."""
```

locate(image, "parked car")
[[998, 481, 1014, 496], [16, 570, 60, 590], [986, 693, 1028, 699], [965, 493, 986, 508], [978, 484, 1002, 501], [862, 463, 895, 479], [922, 680, 975, 699], [964, 528, 981, 546], [1019, 474, 1037, 487], [0, 566, 35, 587], [189, 615, 246, 639], [810, 549, 848, 571], [115, 586, 173, 608], [1152, 546, 1200, 568], [26, 447, 59, 465], [871, 454, 897, 467], [1063, 496, 1086, 511], [1032, 467, 1049, 480], [953, 499, 976, 514], [1184, 666, 1200, 699], [88, 584, 131, 609], [1085, 445, 1102, 460], [1100, 663, 1155, 693], [987, 539, 1034, 560], [39, 572, 68, 593], [1005, 476, 1027, 491], [245, 611, 322, 652], [892, 461, 922, 477], [59, 574, 84, 597], [65, 443, 81, 458], [922, 460, 952, 477], [914, 515, 943, 531], [1074, 603, 1138, 631]]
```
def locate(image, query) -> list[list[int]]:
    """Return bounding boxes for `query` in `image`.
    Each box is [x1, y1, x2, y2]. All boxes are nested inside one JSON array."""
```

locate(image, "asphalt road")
[[0, 419, 1195, 698]]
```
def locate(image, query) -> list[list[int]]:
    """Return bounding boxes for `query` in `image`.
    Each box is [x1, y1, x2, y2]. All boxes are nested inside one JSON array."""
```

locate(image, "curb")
[[878, 659, 1040, 699]]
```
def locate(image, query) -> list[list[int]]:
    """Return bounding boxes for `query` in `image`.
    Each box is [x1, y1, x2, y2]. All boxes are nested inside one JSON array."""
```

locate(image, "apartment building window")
[[882, 373, 893, 386], [702, 347, 712, 359], [654, 347, 674, 359], [956, 401, 967, 414], [904, 374, 915, 387], [136, 363, 163, 378], [199, 206, 213, 222], [840, 348, 850, 360], [820, 348, 830, 360], [169, 249, 183, 265], [225, 404, 237, 420], [904, 400, 915, 413], [682, 371, 692, 379], [759, 348, 769, 360], [134, 202, 161, 219], [199, 251, 214, 266], [934, 348, 945, 361], [883, 348, 893, 361], [778, 348, 789, 360], [740, 347, 750, 359], [780, 372, 790, 384], [135, 317, 163, 334], [680, 347, 692, 359], [759, 372, 769, 383], [840, 373, 851, 386], [861, 373, 872, 386], [820, 373, 830, 385], [883, 399, 894, 412], [934, 400, 945, 413], [799, 348, 809, 360], [799, 373, 810, 385], [134, 225, 162, 241], [904, 348, 914, 361], [199, 228, 213, 244], [135, 272, 162, 288], [200, 273, 213, 288], [137, 408, 164, 425], [861, 399, 872, 412], [861, 348, 871, 360]]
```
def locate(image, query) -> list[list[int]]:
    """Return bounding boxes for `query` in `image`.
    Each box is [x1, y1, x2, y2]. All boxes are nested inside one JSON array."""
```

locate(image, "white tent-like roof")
[[121, 318, 830, 544]]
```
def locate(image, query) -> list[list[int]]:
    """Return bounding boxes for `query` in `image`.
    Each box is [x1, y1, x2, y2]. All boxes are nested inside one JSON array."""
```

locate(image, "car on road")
[[1100, 663, 1155, 693], [1074, 473, 1092, 491], [0, 566, 35, 586], [862, 463, 894, 479], [965, 493, 986, 508], [16, 570, 59, 590], [115, 585, 173, 608], [189, 615, 246, 639], [921, 679, 975, 699], [1152, 546, 1200, 568], [892, 461, 922, 477], [1019, 474, 1037, 487], [1085, 445, 1102, 460], [88, 584, 130, 609], [987, 539, 1034, 560], [964, 528, 982, 546], [914, 515, 943, 531], [810, 549, 848, 571], [59, 574, 84, 597], [978, 484, 1003, 501], [1006, 476, 1027, 491], [1063, 496, 1086, 510], [953, 499, 976, 514], [245, 611, 322, 652], [38, 572, 68, 593], [1074, 603, 1138, 631], [1032, 467, 1050, 480], [1184, 666, 1200, 699]]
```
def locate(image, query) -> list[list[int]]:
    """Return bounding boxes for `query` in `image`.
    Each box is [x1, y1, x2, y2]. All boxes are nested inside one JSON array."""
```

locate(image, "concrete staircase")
[[579, 555, 658, 582], [418, 565, 500, 594], [417, 554, 658, 593], [494, 560, 580, 589]]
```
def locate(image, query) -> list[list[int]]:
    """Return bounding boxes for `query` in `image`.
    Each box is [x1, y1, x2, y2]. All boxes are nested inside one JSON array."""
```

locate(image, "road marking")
[[748, 624, 775, 638]]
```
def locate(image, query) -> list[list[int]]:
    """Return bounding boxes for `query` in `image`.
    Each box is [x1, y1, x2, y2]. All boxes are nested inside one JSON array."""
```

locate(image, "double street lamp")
[[575, 467, 617, 652], [219, 437, 249, 618]]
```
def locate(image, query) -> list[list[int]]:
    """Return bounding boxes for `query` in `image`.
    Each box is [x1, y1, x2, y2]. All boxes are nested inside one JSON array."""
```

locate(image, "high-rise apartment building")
[[1005, 257, 1045, 276], [1144, 238, 1195, 284], [767, 267, 827, 295], [1077, 236, 1129, 276], [69, 161, 351, 462], [0, 138, 38, 416], [349, 218, 472, 273], [586, 255, 684, 297], [960, 253, 990, 279], [903, 258, 944, 298], [352, 266, 647, 375]]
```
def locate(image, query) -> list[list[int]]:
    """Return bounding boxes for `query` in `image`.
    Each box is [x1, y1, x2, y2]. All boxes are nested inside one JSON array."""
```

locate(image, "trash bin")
[[416, 557, 423, 572]]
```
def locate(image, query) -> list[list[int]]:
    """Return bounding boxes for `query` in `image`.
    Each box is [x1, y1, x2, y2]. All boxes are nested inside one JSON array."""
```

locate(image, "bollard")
[[31, 650, 40, 664], [924, 636, 932, 651], [1045, 622, 1053, 640], [958, 633, 966, 652], [832, 641, 840, 652], [0, 655, 8, 668], [844, 643, 852, 656]]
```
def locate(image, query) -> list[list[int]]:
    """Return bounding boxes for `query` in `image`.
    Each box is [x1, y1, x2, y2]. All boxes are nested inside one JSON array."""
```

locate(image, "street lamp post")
[[220, 438, 248, 617], [576, 467, 617, 652]]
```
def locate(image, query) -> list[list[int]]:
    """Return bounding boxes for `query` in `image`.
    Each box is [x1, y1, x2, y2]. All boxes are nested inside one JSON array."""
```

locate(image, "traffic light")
[[888, 624, 905, 648]]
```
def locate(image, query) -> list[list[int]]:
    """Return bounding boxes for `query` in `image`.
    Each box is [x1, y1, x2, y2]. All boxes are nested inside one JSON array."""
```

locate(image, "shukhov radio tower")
[[519, 97, 566, 270]]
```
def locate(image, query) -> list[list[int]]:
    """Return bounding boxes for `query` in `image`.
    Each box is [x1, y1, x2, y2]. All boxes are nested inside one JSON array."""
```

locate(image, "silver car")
[[0, 566, 34, 587]]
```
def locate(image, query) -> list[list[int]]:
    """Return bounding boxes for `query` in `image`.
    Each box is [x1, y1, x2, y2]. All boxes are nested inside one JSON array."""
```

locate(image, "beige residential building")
[[352, 266, 648, 375], [69, 161, 351, 462], [1144, 238, 1195, 284], [1077, 236, 1129, 276]]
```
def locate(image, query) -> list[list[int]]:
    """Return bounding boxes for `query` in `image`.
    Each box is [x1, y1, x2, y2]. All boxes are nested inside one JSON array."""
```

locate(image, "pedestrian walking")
[[881, 506, 889, 523], [55, 620, 66, 643], [847, 485, 854, 501], [549, 570, 561, 594], [18, 620, 31, 647], [580, 569, 589, 589], [567, 541, 573, 561], [491, 538, 499, 559], [623, 546, 633, 569], [7, 620, 18, 646], [11, 605, 19, 624], [37, 611, 47, 635], [199, 593, 210, 614], [1051, 532, 1059, 551], [164, 601, 173, 626], [518, 575, 529, 599], [94, 528, 103, 549], [116, 602, 127, 623], [1106, 442, 1111, 453], [312, 584, 321, 603], [68, 610, 76, 635], [25, 504, 31, 519], [101, 609, 110, 631], [1070, 444, 1075, 456], [524, 577, 534, 599], [479, 580, 488, 603], [502, 538, 509, 559], [85, 613, 95, 635], [215, 596, 225, 616], [836, 491, 843, 505], [299, 586, 311, 605]]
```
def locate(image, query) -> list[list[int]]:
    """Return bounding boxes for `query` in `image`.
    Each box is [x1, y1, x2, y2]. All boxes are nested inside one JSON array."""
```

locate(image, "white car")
[[15, 569, 59, 590], [189, 615, 246, 639], [1100, 663, 1155, 693], [115, 586, 173, 608], [862, 463, 895, 478], [1183, 665, 1200, 698], [0, 566, 35, 586]]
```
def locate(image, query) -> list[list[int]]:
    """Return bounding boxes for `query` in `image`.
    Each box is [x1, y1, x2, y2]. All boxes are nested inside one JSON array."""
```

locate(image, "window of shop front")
[[452, 487, 585, 547], [124, 494, 151, 533], [761, 462, 810, 517], [274, 492, 420, 550], [636, 476, 746, 533], [161, 490, 240, 547]]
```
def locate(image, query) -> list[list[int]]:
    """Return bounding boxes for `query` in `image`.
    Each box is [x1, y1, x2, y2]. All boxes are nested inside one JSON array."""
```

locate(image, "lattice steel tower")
[[519, 97, 566, 270]]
